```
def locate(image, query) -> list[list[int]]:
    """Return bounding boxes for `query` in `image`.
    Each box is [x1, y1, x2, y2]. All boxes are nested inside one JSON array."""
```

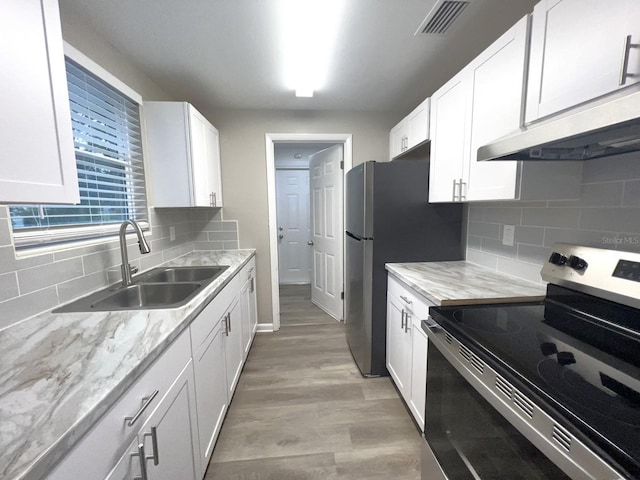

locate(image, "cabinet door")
[[204, 123, 223, 207], [407, 97, 430, 150], [389, 119, 408, 159], [249, 270, 258, 336], [192, 319, 228, 473], [526, 0, 640, 123], [386, 294, 411, 397], [224, 296, 244, 398], [0, 0, 78, 204], [187, 107, 212, 207], [239, 279, 252, 359], [428, 72, 468, 202], [409, 324, 428, 432], [104, 439, 141, 480], [141, 361, 200, 480], [466, 16, 528, 201]]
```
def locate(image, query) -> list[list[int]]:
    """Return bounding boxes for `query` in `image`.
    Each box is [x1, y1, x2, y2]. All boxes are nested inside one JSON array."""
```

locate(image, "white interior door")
[[276, 169, 311, 284], [309, 145, 343, 320]]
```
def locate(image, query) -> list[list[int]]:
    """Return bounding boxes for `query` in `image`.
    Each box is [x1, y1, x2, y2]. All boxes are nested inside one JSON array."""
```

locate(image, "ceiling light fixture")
[[279, 0, 346, 98]]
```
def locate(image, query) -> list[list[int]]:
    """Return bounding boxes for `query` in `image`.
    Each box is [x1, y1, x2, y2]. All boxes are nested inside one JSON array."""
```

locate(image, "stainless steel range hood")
[[478, 90, 640, 161]]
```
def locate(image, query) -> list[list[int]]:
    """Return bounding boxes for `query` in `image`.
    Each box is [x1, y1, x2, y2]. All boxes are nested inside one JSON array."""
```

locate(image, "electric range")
[[424, 243, 640, 479]]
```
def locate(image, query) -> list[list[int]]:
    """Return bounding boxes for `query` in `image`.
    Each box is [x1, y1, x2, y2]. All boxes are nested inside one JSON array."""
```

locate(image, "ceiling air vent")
[[416, 0, 471, 35]]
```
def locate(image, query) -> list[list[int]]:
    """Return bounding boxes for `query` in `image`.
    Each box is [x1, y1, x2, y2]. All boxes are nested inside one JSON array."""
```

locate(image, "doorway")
[[265, 134, 353, 331]]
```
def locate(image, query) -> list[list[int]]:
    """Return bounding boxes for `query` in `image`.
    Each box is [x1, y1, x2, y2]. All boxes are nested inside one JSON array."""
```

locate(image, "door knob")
[[279, 226, 284, 231], [279, 234, 284, 239], [307, 241, 314, 246]]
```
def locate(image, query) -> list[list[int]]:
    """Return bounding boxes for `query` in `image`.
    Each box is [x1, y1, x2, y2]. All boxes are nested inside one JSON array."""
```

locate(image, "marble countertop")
[[0, 249, 255, 480], [386, 261, 546, 306]]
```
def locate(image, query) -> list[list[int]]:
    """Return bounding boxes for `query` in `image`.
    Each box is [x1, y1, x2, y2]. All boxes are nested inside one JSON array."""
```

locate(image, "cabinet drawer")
[[47, 329, 191, 480], [388, 274, 432, 321], [240, 257, 256, 284], [190, 274, 239, 352]]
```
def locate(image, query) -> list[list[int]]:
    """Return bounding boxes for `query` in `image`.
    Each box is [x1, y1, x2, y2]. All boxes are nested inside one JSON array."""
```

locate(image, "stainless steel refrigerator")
[[345, 160, 463, 377]]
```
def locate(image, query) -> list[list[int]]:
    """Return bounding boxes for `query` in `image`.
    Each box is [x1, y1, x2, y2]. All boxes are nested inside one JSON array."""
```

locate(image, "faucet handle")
[[130, 265, 139, 275]]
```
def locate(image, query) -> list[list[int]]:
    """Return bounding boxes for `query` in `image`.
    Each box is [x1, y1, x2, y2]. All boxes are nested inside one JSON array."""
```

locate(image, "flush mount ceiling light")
[[278, 0, 346, 98]]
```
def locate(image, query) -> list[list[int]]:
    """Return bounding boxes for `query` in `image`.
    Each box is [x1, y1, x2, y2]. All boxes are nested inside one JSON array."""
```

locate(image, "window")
[[10, 54, 148, 249]]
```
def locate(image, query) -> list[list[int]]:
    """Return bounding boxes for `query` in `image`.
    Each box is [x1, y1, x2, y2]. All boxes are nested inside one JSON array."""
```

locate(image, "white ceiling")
[[59, 0, 538, 114]]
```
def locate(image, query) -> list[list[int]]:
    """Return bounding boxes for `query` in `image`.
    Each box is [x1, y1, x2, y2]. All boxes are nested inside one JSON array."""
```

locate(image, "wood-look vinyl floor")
[[278, 284, 339, 327], [205, 288, 422, 479]]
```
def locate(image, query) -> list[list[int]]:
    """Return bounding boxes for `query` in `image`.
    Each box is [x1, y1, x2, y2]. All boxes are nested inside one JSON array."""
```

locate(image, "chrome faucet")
[[119, 220, 151, 287]]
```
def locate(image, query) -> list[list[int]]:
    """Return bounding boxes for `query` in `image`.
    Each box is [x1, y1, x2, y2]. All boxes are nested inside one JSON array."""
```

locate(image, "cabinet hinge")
[[340, 160, 344, 170]]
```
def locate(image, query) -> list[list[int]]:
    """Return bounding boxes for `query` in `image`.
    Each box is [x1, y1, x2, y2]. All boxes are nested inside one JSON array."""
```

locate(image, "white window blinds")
[[10, 57, 148, 248]]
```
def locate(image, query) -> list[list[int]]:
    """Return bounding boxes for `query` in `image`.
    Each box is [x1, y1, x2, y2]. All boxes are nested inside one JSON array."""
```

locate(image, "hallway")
[[205, 288, 422, 479]]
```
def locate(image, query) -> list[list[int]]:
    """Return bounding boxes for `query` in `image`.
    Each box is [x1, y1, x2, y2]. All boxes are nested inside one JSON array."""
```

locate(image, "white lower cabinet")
[[239, 257, 257, 359], [386, 274, 433, 431], [192, 319, 228, 474], [104, 360, 200, 480], [224, 296, 244, 399], [46, 258, 258, 480]]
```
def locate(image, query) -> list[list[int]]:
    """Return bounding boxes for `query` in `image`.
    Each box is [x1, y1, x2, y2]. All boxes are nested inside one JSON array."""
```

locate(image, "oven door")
[[423, 320, 571, 480]]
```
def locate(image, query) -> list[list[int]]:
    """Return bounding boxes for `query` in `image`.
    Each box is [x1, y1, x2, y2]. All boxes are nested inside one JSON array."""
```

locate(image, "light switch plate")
[[169, 226, 176, 241], [502, 225, 515, 246]]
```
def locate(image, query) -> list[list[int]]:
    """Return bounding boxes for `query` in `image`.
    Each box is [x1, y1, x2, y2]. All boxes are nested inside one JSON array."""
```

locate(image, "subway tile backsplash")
[[0, 207, 238, 330], [466, 152, 640, 283]]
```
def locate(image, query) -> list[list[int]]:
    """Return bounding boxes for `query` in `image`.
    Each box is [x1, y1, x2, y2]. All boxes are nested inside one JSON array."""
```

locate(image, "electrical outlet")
[[169, 226, 176, 241], [502, 225, 515, 246]]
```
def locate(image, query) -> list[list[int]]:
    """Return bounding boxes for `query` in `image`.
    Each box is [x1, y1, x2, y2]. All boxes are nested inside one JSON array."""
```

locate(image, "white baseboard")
[[257, 323, 274, 333]]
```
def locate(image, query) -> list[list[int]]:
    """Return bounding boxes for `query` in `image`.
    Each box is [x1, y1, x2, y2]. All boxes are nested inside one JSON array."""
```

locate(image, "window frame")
[[10, 43, 151, 251]]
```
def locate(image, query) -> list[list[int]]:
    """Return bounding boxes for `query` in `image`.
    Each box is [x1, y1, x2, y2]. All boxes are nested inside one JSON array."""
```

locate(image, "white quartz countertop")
[[386, 261, 546, 306], [0, 249, 255, 480]]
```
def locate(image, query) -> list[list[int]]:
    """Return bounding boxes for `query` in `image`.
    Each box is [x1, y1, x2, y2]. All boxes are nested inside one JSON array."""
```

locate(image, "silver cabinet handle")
[[307, 240, 314, 246], [459, 179, 466, 200], [227, 312, 231, 333], [250, 277, 254, 293], [404, 313, 411, 333], [278, 226, 283, 231], [620, 35, 640, 85], [452, 179, 458, 201], [399, 295, 412, 304], [278, 234, 284, 239], [132, 443, 148, 480], [223, 313, 229, 336], [213, 192, 217, 207], [125, 390, 159, 427], [209, 192, 214, 207], [400, 309, 406, 329], [144, 426, 160, 466]]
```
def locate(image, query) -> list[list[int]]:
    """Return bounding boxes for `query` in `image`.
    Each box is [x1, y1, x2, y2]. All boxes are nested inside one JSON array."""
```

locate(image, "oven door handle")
[[424, 318, 442, 332]]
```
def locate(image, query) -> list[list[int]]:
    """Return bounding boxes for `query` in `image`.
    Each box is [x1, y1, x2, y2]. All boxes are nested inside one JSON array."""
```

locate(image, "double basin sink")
[[55, 266, 229, 312]]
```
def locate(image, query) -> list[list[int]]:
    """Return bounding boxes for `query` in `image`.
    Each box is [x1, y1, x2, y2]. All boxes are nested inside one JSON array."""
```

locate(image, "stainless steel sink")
[[53, 265, 230, 312], [92, 283, 201, 310], [137, 266, 228, 284]]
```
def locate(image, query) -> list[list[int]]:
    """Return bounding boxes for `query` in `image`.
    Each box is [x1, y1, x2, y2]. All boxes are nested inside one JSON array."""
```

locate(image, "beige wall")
[[203, 109, 398, 325], [59, 7, 173, 102]]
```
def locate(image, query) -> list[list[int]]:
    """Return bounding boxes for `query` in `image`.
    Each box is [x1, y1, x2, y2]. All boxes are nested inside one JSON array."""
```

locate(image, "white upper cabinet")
[[0, 0, 79, 204], [465, 15, 528, 201], [526, 0, 640, 123], [145, 102, 223, 208], [429, 15, 582, 203], [389, 119, 409, 159], [428, 71, 469, 202], [389, 97, 430, 159]]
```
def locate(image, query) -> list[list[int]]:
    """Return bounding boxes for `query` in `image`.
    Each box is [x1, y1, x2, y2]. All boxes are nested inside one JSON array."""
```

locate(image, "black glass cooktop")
[[429, 284, 640, 479]]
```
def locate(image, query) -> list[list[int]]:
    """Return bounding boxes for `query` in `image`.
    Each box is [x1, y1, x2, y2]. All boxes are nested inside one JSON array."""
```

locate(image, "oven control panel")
[[541, 243, 640, 309]]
